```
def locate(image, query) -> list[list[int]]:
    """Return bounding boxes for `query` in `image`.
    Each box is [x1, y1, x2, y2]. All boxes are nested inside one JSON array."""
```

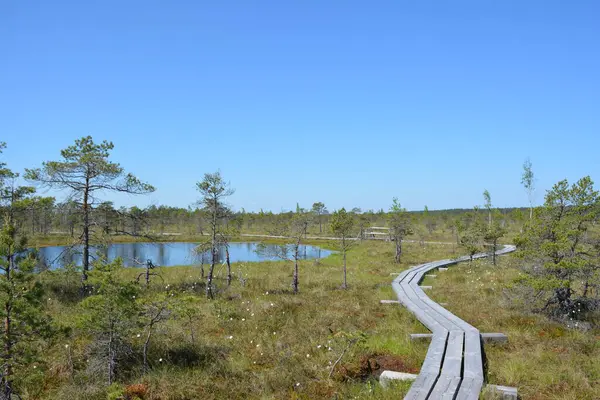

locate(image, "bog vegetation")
[[0, 137, 598, 399]]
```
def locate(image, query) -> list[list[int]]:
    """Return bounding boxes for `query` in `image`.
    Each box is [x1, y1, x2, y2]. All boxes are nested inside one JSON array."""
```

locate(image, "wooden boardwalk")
[[392, 245, 516, 400]]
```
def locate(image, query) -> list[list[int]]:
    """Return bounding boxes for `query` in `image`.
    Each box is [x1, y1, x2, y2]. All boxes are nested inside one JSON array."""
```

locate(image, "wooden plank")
[[419, 333, 447, 374], [463, 330, 483, 379], [404, 373, 439, 400], [486, 384, 518, 399], [440, 377, 463, 400], [410, 333, 433, 341], [440, 330, 463, 377], [390, 244, 516, 399], [378, 370, 417, 388], [398, 271, 451, 329], [481, 333, 508, 344], [429, 375, 462, 399], [411, 333, 507, 343], [455, 377, 483, 400]]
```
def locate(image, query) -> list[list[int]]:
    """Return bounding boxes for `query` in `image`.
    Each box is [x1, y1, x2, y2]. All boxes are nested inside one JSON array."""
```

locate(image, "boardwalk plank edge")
[[409, 333, 508, 343], [390, 245, 516, 399]]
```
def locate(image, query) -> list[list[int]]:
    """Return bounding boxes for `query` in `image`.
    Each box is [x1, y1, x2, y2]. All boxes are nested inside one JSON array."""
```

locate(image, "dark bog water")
[[37, 242, 332, 268]]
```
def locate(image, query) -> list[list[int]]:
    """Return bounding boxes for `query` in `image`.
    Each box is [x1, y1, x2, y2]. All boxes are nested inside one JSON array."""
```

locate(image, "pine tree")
[[195, 172, 234, 299], [330, 208, 355, 289], [25, 136, 155, 286], [388, 198, 413, 263], [0, 143, 51, 398], [515, 176, 600, 321], [77, 259, 139, 385]]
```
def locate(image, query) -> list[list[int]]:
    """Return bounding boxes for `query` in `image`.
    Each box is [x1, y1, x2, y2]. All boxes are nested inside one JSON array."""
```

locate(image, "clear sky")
[[1, 1, 599, 212]]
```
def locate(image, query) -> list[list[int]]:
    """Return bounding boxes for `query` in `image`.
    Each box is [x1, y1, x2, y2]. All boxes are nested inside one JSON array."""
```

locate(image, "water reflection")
[[37, 242, 331, 269]]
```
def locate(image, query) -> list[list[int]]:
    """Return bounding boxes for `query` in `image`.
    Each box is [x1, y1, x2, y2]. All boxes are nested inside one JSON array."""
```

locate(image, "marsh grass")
[[27, 239, 599, 399], [31, 241, 460, 399]]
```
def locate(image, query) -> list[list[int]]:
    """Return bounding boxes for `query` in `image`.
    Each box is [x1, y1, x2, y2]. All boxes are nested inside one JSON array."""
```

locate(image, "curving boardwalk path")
[[392, 245, 516, 400]]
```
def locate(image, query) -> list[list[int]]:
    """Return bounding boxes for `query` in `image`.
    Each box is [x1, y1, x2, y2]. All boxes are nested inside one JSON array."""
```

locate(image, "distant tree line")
[[6, 197, 531, 242]]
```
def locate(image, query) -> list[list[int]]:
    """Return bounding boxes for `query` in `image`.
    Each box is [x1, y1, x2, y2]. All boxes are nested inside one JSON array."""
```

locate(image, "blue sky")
[[1, 1, 599, 212]]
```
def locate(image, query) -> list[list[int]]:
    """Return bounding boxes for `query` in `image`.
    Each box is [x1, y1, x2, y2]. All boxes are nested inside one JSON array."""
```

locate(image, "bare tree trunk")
[[200, 253, 205, 279], [207, 249, 215, 299], [206, 196, 217, 299], [394, 236, 402, 263], [226, 247, 232, 287], [293, 239, 300, 294], [342, 238, 347, 289], [82, 176, 90, 287], [293, 257, 299, 294]]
